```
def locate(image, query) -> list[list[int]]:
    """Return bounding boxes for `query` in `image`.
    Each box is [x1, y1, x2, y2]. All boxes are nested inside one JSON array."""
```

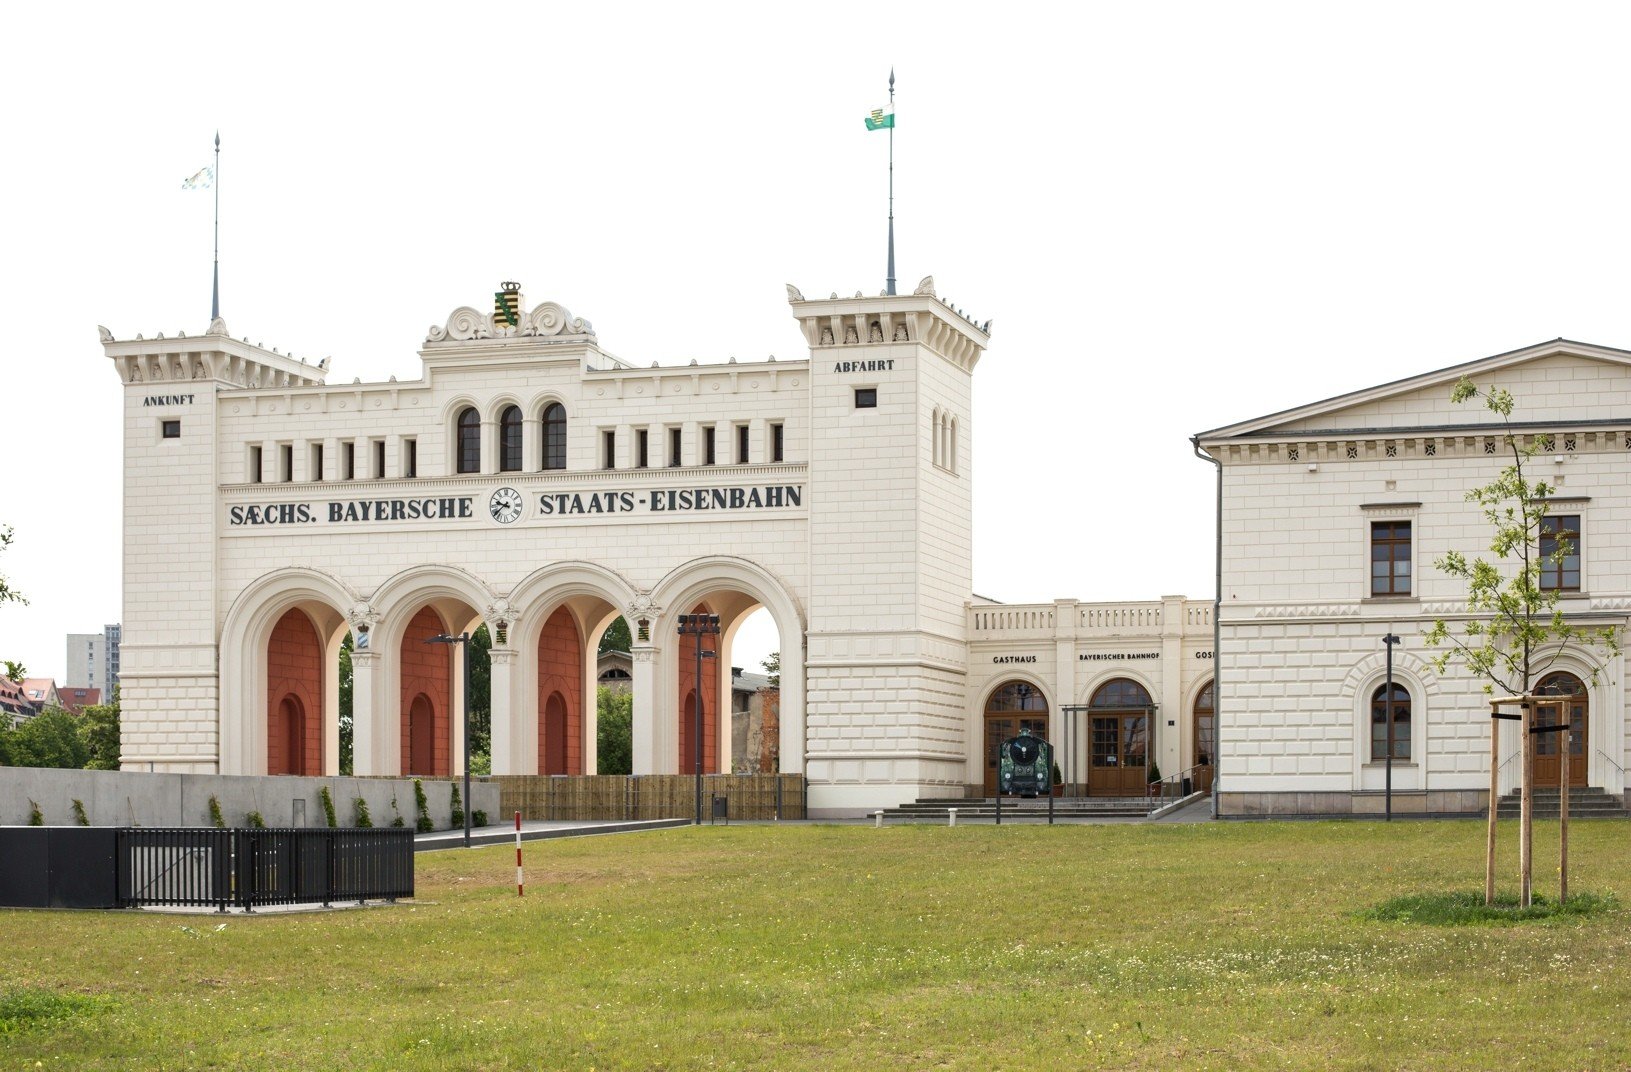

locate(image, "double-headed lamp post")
[[427, 631, 473, 848], [1383, 633, 1401, 823], [677, 613, 721, 824]]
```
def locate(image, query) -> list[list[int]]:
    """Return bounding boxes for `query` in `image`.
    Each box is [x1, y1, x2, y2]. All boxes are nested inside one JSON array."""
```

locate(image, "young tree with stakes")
[[1424, 377, 1620, 906]]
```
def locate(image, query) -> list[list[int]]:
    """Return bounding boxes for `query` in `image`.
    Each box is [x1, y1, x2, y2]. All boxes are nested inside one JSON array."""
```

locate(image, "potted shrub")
[[1147, 760, 1163, 797], [1051, 762, 1064, 798]]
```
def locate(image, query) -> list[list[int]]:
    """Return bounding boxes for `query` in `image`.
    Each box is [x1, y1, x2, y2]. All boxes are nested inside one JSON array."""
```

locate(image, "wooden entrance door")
[[1533, 674, 1587, 788], [1088, 678, 1154, 797], [1090, 714, 1149, 796]]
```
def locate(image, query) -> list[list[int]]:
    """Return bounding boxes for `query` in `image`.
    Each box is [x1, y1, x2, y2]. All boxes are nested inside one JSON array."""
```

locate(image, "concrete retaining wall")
[[0, 767, 498, 830]]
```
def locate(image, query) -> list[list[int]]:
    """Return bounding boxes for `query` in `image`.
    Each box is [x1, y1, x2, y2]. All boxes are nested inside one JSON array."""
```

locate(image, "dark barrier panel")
[[48, 828, 118, 908], [0, 829, 52, 908], [1, 828, 413, 911], [0, 829, 119, 909], [122, 828, 414, 910]]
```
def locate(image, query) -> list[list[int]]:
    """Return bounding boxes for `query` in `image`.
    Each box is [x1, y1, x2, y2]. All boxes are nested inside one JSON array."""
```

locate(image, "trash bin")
[[711, 794, 729, 824]]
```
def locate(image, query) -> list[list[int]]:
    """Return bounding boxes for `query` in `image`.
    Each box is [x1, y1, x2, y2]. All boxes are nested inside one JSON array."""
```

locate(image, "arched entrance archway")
[[266, 608, 323, 775], [542, 692, 570, 774], [983, 681, 1048, 796], [1089, 678, 1152, 796], [677, 602, 721, 775], [400, 607, 452, 776], [537, 606, 584, 775], [1534, 672, 1587, 788]]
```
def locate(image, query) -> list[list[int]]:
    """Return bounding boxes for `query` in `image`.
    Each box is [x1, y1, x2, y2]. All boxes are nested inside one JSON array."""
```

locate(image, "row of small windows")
[[456, 403, 566, 475], [249, 438, 417, 483], [1370, 515, 1581, 597], [601, 421, 784, 470]]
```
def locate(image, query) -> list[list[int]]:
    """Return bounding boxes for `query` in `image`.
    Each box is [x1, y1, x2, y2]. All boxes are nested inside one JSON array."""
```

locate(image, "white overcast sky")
[[3, 1, 1630, 682]]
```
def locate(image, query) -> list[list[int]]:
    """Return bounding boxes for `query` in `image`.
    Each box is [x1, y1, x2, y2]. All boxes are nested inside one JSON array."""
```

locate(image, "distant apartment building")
[[65, 624, 121, 699]]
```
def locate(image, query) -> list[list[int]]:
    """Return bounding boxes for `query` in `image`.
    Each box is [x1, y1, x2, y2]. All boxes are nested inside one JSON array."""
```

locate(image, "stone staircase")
[[1496, 787, 1629, 820], [878, 795, 1161, 822]]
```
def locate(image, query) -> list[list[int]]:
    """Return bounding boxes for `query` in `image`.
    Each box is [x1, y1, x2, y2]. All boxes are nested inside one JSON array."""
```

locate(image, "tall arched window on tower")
[[499, 405, 523, 472], [541, 402, 566, 470], [1370, 683, 1410, 761], [456, 406, 480, 474]]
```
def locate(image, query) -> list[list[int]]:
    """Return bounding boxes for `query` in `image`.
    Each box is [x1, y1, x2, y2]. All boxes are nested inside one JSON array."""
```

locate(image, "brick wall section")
[[399, 606, 451, 776], [677, 602, 720, 773], [266, 609, 323, 775], [536, 606, 583, 774]]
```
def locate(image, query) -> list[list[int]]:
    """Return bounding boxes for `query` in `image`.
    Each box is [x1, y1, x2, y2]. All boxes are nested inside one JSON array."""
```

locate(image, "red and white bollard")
[[515, 811, 524, 897]]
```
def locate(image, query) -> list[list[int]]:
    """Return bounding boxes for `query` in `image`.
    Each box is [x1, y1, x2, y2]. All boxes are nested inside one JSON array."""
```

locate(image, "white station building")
[[1198, 339, 1631, 816], [106, 280, 1216, 816]]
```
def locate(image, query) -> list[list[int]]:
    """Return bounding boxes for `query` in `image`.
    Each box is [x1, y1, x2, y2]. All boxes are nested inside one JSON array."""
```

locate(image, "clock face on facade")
[[489, 486, 524, 524]]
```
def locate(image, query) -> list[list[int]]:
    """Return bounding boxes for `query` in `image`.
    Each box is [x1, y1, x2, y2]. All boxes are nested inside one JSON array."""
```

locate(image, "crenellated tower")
[[788, 276, 990, 807]]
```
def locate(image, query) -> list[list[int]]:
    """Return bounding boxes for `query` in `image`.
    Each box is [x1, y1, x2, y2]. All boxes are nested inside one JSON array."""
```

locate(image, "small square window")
[[855, 388, 878, 409], [161, 420, 181, 439]]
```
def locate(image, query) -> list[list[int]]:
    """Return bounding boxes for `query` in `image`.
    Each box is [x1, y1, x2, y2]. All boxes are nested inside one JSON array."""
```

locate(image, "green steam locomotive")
[[998, 730, 1053, 797]]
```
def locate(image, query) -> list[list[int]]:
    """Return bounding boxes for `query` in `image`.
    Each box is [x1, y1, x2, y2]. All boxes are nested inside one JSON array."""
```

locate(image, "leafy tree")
[[1424, 378, 1620, 692], [5, 709, 90, 768], [0, 524, 25, 610], [468, 624, 492, 774], [599, 616, 631, 654], [596, 685, 632, 774], [3, 660, 23, 682], [79, 692, 120, 770], [761, 651, 780, 687], [338, 632, 354, 774]]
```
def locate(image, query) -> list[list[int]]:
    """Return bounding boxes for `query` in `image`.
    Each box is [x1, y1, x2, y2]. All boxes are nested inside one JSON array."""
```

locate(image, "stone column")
[[1160, 594, 1186, 779], [488, 647, 523, 773], [350, 650, 383, 775], [631, 643, 662, 773]]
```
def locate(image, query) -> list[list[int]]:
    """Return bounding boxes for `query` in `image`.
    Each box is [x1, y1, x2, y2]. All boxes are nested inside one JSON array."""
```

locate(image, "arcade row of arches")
[[224, 560, 802, 779]]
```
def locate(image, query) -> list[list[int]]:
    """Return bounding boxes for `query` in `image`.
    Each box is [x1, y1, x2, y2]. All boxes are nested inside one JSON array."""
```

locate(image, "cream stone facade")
[[1197, 339, 1631, 817], [104, 280, 1221, 815]]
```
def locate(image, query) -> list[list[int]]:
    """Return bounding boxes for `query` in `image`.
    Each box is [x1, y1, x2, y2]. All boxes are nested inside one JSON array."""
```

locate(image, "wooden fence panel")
[[484, 774, 805, 821]]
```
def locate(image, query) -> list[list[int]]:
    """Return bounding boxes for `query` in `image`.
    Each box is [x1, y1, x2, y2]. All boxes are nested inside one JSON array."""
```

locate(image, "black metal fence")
[[117, 828, 414, 911]]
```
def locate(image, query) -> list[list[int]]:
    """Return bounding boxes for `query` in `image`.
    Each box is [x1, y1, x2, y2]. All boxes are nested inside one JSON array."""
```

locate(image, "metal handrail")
[[1148, 763, 1211, 801], [1596, 749, 1626, 782]]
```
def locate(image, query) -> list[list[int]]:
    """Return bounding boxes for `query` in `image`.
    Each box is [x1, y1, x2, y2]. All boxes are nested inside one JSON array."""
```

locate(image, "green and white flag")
[[181, 166, 214, 190], [865, 103, 894, 131]]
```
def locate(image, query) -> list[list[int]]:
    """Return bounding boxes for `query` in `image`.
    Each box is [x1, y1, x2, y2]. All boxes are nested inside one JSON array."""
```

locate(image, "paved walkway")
[[413, 817, 690, 852]]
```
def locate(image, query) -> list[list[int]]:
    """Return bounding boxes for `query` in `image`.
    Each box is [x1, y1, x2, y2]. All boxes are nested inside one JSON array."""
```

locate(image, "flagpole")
[[886, 69, 896, 297], [211, 131, 220, 321]]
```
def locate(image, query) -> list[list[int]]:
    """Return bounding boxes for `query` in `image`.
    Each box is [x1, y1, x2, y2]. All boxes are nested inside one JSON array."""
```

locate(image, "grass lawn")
[[2, 819, 1628, 1070]]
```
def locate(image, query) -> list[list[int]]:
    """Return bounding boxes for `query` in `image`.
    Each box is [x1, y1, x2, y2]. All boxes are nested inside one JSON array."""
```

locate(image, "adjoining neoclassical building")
[[106, 280, 1214, 815], [1197, 339, 1631, 816]]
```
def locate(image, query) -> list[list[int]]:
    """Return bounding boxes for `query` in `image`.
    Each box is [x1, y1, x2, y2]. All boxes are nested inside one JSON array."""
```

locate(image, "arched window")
[[456, 406, 480, 474], [499, 405, 523, 472], [1091, 678, 1153, 709], [1193, 681, 1214, 767], [541, 402, 566, 470], [1370, 683, 1410, 761]]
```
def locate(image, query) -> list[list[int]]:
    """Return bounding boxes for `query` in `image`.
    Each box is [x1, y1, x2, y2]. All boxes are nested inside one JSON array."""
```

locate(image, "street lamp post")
[[1383, 633, 1401, 823], [677, 613, 721, 824], [427, 631, 473, 848]]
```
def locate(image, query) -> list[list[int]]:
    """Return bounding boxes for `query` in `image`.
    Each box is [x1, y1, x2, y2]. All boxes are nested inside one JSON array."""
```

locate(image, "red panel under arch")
[[267, 608, 323, 775], [400, 607, 451, 776], [677, 603, 720, 775], [537, 607, 583, 774]]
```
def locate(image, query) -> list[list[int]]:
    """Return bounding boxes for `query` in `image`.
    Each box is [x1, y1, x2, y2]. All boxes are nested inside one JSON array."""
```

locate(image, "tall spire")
[[886, 68, 896, 297], [211, 131, 221, 321]]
